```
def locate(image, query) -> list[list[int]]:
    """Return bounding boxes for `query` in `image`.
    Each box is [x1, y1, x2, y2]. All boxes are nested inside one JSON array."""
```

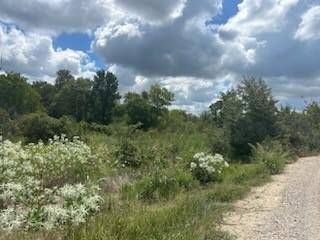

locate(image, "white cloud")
[[0, 24, 96, 82], [93, 0, 232, 79], [295, 5, 320, 41], [221, 0, 299, 36], [114, 0, 188, 25], [0, 0, 110, 34], [1, 0, 320, 113]]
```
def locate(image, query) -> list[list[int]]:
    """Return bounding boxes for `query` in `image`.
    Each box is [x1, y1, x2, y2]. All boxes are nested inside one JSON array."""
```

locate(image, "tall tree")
[[209, 77, 279, 158], [50, 78, 92, 121], [0, 72, 41, 116], [209, 89, 243, 128], [232, 77, 279, 156], [32, 81, 57, 111], [55, 69, 75, 89], [124, 92, 157, 129], [89, 70, 120, 124], [148, 84, 174, 112]]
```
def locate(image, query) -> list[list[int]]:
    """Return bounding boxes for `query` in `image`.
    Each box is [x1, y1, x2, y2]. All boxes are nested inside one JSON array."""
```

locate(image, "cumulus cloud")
[[114, 0, 188, 25], [216, 0, 320, 104], [1, 0, 320, 112], [0, 24, 96, 82], [0, 0, 110, 34], [93, 0, 231, 79], [295, 5, 320, 41]]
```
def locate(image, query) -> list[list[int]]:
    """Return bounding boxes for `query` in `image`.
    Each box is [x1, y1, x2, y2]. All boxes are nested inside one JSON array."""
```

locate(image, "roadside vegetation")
[[1, 70, 320, 239]]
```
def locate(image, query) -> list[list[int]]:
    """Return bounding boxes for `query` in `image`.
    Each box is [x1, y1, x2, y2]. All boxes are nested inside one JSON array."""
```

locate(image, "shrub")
[[0, 108, 17, 139], [251, 141, 289, 175], [115, 139, 140, 168], [190, 152, 229, 184], [17, 113, 76, 143], [0, 136, 103, 231], [18, 112, 55, 142], [208, 128, 230, 156]]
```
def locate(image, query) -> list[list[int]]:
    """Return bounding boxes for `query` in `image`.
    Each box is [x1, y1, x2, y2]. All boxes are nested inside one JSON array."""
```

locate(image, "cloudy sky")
[[0, 0, 320, 113]]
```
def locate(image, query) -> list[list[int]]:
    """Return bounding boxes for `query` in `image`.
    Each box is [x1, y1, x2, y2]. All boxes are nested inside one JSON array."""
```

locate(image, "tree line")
[[1, 70, 320, 159], [0, 70, 173, 127]]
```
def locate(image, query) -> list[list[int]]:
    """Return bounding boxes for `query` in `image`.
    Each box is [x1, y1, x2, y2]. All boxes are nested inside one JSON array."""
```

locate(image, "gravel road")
[[221, 156, 320, 240]]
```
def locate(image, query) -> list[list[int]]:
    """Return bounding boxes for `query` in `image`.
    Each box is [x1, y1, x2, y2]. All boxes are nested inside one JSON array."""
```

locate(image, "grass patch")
[[3, 162, 273, 240]]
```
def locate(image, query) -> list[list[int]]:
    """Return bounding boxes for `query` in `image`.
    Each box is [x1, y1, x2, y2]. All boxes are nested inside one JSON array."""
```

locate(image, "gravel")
[[221, 156, 320, 240]]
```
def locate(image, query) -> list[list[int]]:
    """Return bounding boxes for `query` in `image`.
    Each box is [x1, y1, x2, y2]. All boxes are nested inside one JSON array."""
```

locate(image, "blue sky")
[[211, 0, 242, 24], [53, 33, 106, 69]]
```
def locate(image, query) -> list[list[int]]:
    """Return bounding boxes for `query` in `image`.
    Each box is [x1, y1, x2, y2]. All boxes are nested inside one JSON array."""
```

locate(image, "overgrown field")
[[1, 72, 319, 239], [1, 123, 293, 240]]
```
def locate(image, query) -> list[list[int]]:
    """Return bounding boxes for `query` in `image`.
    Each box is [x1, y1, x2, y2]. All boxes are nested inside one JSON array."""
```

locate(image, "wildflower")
[[190, 152, 229, 183], [0, 136, 103, 231], [190, 162, 197, 169]]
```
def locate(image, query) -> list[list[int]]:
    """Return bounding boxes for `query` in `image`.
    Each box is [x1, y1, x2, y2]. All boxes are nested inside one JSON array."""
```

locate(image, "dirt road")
[[222, 156, 320, 240]]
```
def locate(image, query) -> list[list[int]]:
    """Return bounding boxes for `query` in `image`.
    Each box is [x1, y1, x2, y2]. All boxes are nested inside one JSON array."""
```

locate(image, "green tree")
[[209, 89, 243, 156], [0, 72, 41, 116], [232, 77, 279, 156], [304, 101, 320, 130], [148, 84, 174, 112], [209, 77, 279, 158], [124, 92, 157, 129], [17, 113, 76, 143], [55, 69, 75, 89], [278, 106, 308, 152], [209, 89, 243, 128], [50, 78, 92, 121], [32, 81, 57, 111], [89, 70, 120, 124]]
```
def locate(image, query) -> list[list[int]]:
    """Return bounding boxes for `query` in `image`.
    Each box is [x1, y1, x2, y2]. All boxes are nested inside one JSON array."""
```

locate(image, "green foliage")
[[50, 78, 92, 121], [124, 92, 157, 129], [190, 153, 229, 184], [2, 70, 320, 240], [123, 169, 196, 202], [32, 81, 57, 111], [251, 141, 288, 175], [223, 163, 270, 186], [55, 69, 75, 89], [0, 108, 15, 138], [89, 71, 120, 124], [148, 84, 174, 111], [116, 139, 140, 168], [207, 128, 230, 156], [232, 77, 278, 157], [0, 137, 102, 231], [0, 72, 41, 116], [210, 77, 279, 158], [17, 113, 76, 143], [209, 89, 243, 129], [124, 84, 175, 130]]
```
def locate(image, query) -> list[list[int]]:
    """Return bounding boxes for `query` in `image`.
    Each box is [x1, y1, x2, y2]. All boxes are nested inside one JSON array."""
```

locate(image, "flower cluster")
[[0, 136, 103, 231], [190, 152, 229, 183]]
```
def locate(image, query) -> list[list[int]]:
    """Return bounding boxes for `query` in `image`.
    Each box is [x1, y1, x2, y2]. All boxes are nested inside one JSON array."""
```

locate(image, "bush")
[[208, 128, 230, 156], [116, 139, 141, 168], [17, 113, 76, 143], [251, 141, 289, 175], [0, 108, 17, 139], [190, 152, 229, 184]]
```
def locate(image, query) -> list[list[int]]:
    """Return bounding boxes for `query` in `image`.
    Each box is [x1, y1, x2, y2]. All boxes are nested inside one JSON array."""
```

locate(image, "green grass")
[[2, 125, 279, 240], [4, 162, 271, 240]]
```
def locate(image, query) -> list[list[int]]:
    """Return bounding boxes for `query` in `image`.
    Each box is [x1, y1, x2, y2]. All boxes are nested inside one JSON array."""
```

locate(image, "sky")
[[0, 0, 320, 113]]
